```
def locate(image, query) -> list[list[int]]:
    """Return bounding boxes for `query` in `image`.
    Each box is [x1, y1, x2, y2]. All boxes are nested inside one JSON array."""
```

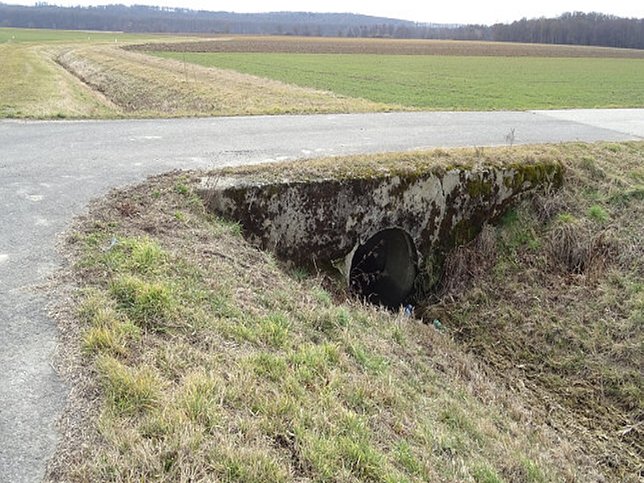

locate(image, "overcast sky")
[[9, 1, 644, 25]]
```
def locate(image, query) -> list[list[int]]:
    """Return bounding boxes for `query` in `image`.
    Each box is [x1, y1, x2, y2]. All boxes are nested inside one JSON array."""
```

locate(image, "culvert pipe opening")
[[348, 228, 418, 309]]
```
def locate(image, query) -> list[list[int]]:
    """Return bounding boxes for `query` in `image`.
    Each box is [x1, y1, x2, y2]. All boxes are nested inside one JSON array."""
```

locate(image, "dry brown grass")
[[427, 142, 643, 480], [55, 45, 395, 117], [135, 35, 644, 58], [213, 144, 567, 183]]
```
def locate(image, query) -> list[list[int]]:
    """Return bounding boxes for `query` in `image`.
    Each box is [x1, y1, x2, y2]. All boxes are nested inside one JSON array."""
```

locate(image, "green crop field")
[[155, 52, 644, 110], [0, 27, 168, 44]]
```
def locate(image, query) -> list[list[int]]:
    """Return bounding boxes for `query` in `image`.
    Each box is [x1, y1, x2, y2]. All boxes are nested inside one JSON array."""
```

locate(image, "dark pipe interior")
[[349, 228, 417, 309]]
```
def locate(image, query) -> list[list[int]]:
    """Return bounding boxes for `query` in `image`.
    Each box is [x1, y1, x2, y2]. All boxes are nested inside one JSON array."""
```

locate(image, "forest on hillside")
[[1, 4, 642, 49]]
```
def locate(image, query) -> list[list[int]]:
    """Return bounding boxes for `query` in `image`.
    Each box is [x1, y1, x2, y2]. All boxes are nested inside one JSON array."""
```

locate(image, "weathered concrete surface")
[[201, 158, 563, 298]]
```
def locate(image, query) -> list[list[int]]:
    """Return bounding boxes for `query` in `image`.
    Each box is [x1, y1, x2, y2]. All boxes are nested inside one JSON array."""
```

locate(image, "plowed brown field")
[[131, 36, 644, 58]]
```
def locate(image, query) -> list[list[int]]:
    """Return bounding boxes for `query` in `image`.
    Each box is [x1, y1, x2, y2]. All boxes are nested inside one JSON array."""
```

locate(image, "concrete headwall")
[[199, 158, 562, 304]]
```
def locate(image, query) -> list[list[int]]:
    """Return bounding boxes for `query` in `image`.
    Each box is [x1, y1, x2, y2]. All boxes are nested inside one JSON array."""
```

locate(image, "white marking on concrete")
[[178, 157, 212, 169], [26, 195, 43, 202], [35, 218, 50, 226], [129, 135, 163, 141], [39, 183, 52, 189], [301, 149, 312, 155], [0, 254, 8, 264]]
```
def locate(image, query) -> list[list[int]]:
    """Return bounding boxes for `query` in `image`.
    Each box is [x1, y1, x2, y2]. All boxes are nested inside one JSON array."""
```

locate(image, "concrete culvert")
[[349, 228, 418, 309]]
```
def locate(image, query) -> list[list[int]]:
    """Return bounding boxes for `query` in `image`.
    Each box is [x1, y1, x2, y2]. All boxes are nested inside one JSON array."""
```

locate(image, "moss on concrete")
[[200, 146, 564, 299]]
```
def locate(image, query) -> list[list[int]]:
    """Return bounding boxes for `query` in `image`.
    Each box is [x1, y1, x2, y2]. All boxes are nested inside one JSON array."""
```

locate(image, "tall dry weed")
[[546, 219, 617, 274]]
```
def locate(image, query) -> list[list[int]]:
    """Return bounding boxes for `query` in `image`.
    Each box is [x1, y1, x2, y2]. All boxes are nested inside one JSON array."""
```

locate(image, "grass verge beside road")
[[50, 142, 643, 481]]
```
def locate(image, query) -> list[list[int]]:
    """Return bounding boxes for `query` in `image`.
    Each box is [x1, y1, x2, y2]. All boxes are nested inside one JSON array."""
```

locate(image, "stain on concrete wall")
[[199, 159, 562, 298]]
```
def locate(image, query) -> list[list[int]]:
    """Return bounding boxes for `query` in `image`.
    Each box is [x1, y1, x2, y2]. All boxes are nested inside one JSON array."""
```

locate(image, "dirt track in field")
[[131, 36, 644, 58]]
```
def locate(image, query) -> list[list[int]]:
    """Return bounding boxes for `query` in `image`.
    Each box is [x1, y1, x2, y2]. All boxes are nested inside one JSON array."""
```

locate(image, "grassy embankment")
[[0, 35, 113, 118], [50, 142, 642, 482], [0, 28, 173, 119], [54, 46, 387, 117]]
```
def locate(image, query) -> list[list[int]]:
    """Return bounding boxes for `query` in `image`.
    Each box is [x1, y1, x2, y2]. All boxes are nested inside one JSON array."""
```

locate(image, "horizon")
[[4, 1, 643, 26]]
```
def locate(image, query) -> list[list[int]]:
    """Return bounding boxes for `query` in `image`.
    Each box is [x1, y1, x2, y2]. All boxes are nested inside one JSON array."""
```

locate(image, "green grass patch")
[[82, 319, 140, 356], [109, 275, 176, 328], [154, 51, 644, 110], [472, 464, 503, 483], [97, 355, 162, 415], [588, 203, 609, 222], [0, 27, 168, 44]]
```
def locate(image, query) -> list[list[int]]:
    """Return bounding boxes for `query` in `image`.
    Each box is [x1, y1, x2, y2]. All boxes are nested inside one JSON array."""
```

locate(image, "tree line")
[[491, 12, 644, 49], [1, 4, 642, 49]]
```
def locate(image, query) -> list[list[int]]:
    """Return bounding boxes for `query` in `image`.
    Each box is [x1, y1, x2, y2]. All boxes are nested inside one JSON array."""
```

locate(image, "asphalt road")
[[1, 109, 642, 482]]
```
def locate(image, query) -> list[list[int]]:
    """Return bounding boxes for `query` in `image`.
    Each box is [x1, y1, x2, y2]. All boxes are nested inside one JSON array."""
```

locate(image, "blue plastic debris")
[[105, 236, 119, 252]]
